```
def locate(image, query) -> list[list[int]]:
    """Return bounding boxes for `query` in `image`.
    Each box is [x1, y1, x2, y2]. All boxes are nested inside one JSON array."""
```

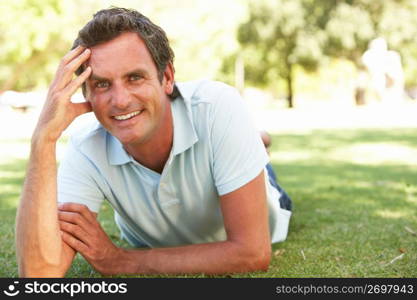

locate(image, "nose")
[[111, 82, 130, 110]]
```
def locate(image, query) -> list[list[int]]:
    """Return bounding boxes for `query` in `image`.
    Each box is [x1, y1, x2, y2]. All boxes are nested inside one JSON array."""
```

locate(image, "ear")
[[163, 62, 175, 95], [83, 85, 92, 102], [82, 84, 89, 101]]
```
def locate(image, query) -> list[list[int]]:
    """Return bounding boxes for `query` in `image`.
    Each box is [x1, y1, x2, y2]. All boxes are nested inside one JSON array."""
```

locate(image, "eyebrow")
[[88, 68, 149, 81], [89, 73, 107, 81]]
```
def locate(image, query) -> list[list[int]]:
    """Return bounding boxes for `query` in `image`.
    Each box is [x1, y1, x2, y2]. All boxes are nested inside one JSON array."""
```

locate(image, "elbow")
[[249, 246, 271, 272], [15, 228, 69, 278], [17, 259, 67, 278], [16, 247, 67, 278], [234, 243, 271, 273], [19, 266, 65, 278]]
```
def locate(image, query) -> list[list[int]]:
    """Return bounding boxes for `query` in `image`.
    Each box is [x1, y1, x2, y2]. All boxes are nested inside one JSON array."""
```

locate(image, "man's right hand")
[[34, 46, 92, 143]]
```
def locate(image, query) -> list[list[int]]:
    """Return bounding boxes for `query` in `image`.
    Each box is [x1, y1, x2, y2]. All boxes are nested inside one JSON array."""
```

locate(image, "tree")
[[323, 1, 414, 63], [0, 0, 100, 92], [0, 0, 246, 93], [237, 0, 325, 108], [236, 0, 417, 107]]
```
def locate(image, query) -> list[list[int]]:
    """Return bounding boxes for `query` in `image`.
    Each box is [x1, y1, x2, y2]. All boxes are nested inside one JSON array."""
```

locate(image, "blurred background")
[[1, 0, 417, 132], [1, 0, 417, 176]]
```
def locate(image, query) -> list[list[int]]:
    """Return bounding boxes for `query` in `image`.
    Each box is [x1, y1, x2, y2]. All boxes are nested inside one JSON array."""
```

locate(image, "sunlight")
[[0, 171, 24, 179], [328, 143, 417, 165], [375, 209, 409, 219], [405, 185, 417, 205], [270, 150, 313, 163]]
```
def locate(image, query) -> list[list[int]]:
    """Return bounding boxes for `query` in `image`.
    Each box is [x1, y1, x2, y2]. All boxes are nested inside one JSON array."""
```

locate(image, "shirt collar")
[[107, 133, 131, 165], [107, 81, 199, 165], [171, 81, 199, 156]]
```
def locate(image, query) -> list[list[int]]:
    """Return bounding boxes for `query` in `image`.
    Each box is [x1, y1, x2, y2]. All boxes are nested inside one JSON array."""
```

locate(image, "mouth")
[[112, 110, 143, 121]]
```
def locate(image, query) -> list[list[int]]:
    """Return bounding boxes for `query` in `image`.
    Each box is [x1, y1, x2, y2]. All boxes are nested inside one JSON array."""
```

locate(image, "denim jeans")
[[266, 163, 292, 211]]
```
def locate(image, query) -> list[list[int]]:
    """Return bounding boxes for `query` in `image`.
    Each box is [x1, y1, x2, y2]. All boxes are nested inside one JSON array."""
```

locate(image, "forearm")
[[15, 135, 73, 277], [112, 240, 270, 276], [15, 46, 92, 277]]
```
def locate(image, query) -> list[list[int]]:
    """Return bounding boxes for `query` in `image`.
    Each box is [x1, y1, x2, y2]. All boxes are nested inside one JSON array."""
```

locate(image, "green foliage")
[[0, 0, 98, 92], [237, 0, 326, 107], [0, 0, 247, 92], [323, 0, 417, 70], [3, 0, 417, 97], [236, 0, 417, 103], [237, 0, 326, 86], [324, 3, 374, 64]]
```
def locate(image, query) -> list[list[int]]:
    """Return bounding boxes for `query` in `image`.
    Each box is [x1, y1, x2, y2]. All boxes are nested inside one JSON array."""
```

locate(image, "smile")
[[113, 110, 142, 121]]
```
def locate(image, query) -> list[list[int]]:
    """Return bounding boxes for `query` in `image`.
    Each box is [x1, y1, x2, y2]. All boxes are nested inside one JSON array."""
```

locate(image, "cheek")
[[90, 99, 108, 119], [86, 86, 105, 103], [87, 91, 106, 111]]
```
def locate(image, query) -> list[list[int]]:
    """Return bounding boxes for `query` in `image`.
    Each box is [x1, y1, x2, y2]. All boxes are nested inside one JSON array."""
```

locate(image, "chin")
[[109, 123, 152, 146], [115, 134, 141, 145]]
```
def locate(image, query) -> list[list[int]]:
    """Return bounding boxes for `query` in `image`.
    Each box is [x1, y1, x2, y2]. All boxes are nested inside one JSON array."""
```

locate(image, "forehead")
[[87, 32, 156, 76]]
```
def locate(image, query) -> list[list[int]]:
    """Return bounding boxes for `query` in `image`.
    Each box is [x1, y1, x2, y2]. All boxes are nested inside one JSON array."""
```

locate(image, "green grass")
[[1, 128, 416, 277]]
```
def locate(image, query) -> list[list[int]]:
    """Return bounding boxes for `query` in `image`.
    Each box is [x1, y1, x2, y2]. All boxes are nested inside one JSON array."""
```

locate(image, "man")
[[15, 7, 291, 277]]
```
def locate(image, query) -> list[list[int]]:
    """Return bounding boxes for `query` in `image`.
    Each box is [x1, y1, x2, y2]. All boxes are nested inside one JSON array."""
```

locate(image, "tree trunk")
[[286, 64, 294, 108]]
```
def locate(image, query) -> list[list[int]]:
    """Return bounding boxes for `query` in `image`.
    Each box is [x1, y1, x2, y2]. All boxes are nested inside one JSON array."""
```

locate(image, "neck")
[[124, 100, 173, 174]]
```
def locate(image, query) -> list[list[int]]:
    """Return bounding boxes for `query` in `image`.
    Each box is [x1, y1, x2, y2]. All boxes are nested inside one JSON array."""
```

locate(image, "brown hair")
[[73, 7, 179, 99]]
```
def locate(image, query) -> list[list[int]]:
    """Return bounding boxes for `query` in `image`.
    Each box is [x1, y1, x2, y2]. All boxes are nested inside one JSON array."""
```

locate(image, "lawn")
[[1, 128, 416, 277]]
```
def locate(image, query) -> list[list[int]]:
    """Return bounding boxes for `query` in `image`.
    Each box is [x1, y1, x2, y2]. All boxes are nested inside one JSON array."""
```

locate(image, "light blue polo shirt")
[[58, 80, 291, 248]]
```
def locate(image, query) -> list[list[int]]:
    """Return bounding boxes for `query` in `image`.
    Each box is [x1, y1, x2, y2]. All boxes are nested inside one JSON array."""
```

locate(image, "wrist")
[[31, 126, 60, 146], [111, 247, 143, 275]]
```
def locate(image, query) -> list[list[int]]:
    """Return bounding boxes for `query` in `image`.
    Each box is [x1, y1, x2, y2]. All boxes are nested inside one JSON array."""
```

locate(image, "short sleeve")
[[57, 138, 105, 213], [210, 85, 269, 195]]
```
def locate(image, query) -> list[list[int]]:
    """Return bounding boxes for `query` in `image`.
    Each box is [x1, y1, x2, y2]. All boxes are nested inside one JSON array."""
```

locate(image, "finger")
[[61, 66, 92, 99], [57, 49, 91, 90], [58, 203, 97, 224], [60, 45, 86, 67], [52, 46, 85, 86], [61, 230, 89, 254], [64, 48, 91, 80], [58, 211, 93, 234], [60, 220, 91, 245]]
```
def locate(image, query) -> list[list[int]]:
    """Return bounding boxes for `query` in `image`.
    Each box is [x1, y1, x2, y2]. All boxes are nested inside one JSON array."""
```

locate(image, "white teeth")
[[113, 110, 142, 121]]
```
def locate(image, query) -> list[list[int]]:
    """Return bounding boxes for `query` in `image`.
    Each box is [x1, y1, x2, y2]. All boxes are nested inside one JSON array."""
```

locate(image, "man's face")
[[85, 32, 174, 146]]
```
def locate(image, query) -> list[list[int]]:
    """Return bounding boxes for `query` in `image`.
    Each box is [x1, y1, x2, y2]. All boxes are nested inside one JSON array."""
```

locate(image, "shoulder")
[[178, 80, 241, 107], [178, 81, 246, 134]]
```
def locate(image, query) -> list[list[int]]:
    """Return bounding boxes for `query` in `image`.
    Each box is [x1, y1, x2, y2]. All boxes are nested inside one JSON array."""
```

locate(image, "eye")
[[95, 81, 110, 89], [129, 74, 142, 81]]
